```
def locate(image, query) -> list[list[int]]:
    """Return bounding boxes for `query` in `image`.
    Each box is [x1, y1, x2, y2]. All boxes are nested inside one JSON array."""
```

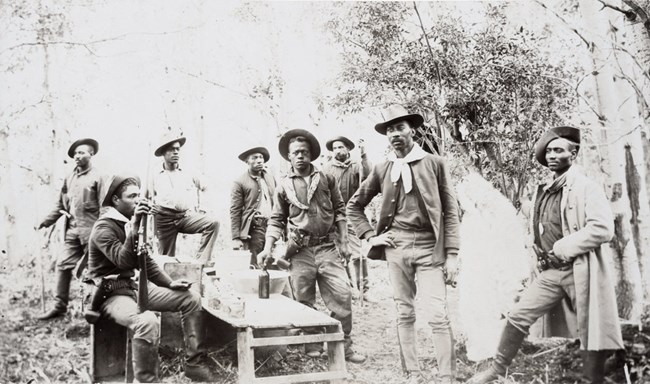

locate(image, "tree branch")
[[533, 0, 591, 48], [412, 2, 442, 90], [596, 0, 637, 20], [622, 0, 650, 37]]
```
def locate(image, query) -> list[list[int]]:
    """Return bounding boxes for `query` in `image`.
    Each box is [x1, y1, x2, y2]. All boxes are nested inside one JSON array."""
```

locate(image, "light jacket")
[[230, 170, 276, 240], [322, 155, 371, 204], [531, 166, 624, 351], [347, 153, 460, 261], [40, 166, 104, 244]]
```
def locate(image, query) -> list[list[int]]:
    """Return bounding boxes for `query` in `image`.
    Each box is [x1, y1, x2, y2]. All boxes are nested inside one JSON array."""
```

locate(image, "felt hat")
[[102, 173, 141, 207], [68, 138, 99, 158], [238, 146, 270, 162], [278, 129, 321, 162], [154, 132, 186, 157], [325, 136, 355, 151], [534, 126, 581, 166], [374, 105, 424, 135]]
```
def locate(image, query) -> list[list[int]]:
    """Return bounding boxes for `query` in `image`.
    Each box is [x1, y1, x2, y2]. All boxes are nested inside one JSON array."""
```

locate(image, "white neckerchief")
[[102, 206, 134, 234], [387, 143, 428, 194]]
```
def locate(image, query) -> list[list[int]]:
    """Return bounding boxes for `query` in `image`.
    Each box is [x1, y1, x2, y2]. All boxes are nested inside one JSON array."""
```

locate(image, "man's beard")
[[335, 153, 349, 162]]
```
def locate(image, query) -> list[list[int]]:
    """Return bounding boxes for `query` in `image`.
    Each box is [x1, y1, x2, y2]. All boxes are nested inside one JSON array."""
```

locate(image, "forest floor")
[[1, 241, 650, 384]]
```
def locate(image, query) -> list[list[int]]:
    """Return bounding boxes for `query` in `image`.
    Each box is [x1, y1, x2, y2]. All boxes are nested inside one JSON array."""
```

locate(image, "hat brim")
[[278, 129, 321, 162], [68, 138, 99, 158], [326, 136, 355, 152], [154, 137, 186, 157], [534, 126, 581, 166], [102, 174, 141, 206], [238, 147, 270, 162], [374, 114, 424, 135]]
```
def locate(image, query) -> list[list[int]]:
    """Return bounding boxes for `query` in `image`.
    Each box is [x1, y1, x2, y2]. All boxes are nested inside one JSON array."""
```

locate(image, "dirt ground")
[[2, 250, 649, 383]]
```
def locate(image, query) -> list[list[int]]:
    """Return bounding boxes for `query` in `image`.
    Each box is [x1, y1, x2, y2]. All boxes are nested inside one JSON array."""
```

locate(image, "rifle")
[[137, 146, 154, 313]]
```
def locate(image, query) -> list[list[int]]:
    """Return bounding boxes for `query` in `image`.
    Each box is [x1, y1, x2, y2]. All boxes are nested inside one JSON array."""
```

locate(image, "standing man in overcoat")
[[37, 138, 104, 320], [322, 136, 376, 302], [230, 146, 276, 266], [257, 129, 366, 364], [152, 131, 219, 265], [468, 126, 624, 384], [347, 105, 461, 384]]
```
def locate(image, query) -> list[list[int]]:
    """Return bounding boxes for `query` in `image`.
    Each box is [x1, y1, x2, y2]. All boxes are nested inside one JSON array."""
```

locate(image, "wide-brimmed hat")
[[374, 105, 424, 135], [102, 173, 141, 206], [278, 129, 321, 162], [68, 138, 99, 158], [238, 146, 270, 163], [325, 136, 355, 151], [534, 126, 581, 166], [154, 132, 186, 157]]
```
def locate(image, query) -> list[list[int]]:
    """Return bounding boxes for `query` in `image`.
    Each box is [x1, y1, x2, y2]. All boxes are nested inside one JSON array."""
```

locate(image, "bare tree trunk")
[[578, 0, 646, 321]]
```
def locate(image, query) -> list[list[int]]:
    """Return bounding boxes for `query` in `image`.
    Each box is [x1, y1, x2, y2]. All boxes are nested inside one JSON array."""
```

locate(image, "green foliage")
[[327, 3, 578, 205]]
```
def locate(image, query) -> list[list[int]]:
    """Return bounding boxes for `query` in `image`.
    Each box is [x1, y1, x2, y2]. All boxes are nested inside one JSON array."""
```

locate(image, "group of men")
[[36, 105, 623, 384]]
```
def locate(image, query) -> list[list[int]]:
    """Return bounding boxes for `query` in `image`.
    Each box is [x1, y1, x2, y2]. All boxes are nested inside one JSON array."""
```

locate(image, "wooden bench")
[[90, 256, 201, 382], [203, 294, 347, 384], [91, 317, 133, 383]]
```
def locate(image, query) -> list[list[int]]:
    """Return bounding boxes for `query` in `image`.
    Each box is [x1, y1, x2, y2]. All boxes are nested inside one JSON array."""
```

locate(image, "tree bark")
[[578, 0, 647, 321]]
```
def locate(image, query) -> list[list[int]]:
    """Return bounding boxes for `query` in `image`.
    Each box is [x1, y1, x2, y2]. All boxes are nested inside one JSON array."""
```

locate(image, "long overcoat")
[[531, 166, 624, 351]]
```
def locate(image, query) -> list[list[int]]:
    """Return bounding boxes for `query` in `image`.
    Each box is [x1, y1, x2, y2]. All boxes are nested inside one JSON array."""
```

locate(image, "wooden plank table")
[[202, 294, 347, 384]]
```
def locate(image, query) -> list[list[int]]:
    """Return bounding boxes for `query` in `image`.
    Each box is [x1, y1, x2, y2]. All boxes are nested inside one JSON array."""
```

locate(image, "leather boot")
[[182, 311, 217, 382], [132, 338, 160, 383], [37, 269, 72, 320], [582, 350, 608, 384], [467, 321, 526, 384], [432, 330, 456, 383]]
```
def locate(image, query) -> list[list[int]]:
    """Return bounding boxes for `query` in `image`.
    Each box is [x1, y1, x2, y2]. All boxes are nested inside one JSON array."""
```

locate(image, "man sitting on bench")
[[85, 173, 216, 382]]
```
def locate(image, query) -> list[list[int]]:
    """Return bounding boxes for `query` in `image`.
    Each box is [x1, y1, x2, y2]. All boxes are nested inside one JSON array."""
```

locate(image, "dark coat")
[[347, 154, 460, 261], [86, 208, 172, 287], [230, 170, 276, 240]]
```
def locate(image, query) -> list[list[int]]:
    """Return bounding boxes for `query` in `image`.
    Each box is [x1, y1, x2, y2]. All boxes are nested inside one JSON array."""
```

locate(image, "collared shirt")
[[40, 165, 104, 243], [257, 176, 273, 218], [266, 165, 346, 240], [391, 181, 431, 231], [533, 183, 564, 254], [153, 165, 203, 211]]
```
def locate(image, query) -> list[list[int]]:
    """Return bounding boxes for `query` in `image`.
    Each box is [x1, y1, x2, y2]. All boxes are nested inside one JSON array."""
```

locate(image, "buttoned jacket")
[[40, 166, 104, 244], [347, 153, 460, 261], [322, 156, 371, 204], [230, 170, 276, 240]]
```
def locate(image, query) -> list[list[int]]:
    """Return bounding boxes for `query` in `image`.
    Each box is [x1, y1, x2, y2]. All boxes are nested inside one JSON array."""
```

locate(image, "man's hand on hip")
[[367, 233, 396, 248]]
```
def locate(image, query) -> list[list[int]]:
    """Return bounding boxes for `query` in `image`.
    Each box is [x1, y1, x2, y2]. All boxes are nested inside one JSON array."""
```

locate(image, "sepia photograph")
[[1, 0, 649, 383]]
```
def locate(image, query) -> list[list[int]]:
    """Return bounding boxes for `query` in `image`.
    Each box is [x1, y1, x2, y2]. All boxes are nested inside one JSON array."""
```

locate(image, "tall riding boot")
[[182, 311, 217, 382], [582, 350, 609, 384], [38, 269, 72, 320], [132, 338, 160, 383], [432, 330, 457, 384], [468, 321, 526, 384]]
